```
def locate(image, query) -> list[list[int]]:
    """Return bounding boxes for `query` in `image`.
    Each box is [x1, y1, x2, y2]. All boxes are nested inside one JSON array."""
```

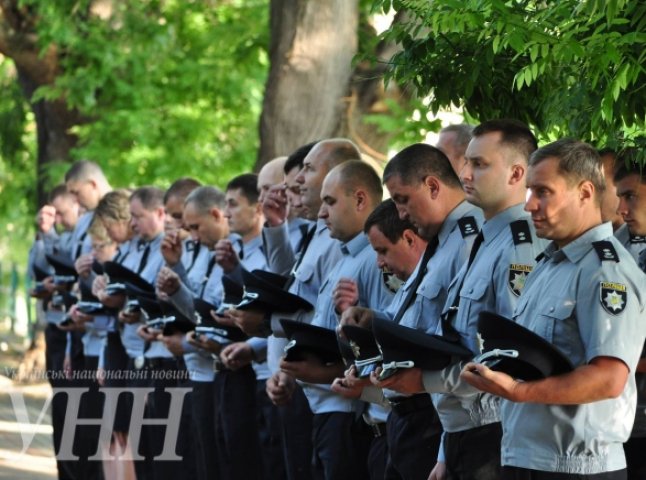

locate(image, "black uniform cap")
[[193, 298, 248, 342], [103, 261, 155, 298], [45, 253, 78, 279], [236, 269, 313, 313], [475, 311, 574, 381], [281, 319, 342, 364], [372, 318, 472, 371], [32, 264, 51, 282]]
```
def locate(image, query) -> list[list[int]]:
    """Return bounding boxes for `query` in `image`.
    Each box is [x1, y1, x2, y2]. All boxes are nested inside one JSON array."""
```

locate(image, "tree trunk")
[[0, 0, 83, 207], [256, 0, 360, 167], [257, 1, 407, 169], [16, 66, 81, 207]]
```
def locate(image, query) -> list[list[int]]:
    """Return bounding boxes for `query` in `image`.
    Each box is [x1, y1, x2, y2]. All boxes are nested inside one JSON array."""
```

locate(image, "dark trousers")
[[103, 332, 130, 433], [312, 412, 372, 480], [624, 436, 646, 480], [256, 380, 287, 480], [125, 356, 152, 480], [278, 384, 315, 480], [214, 366, 262, 480], [367, 429, 388, 480], [502, 467, 627, 479], [74, 355, 104, 480], [385, 396, 442, 480], [445, 422, 502, 480], [45, 324, 79, 480], [142, 357, 188, 480], [190, 380, 220, 480]]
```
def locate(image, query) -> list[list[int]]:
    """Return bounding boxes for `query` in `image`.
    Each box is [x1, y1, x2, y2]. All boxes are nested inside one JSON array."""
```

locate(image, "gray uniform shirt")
[[425, 204, 547, 432], [615, 224, 646, 437], [265, 220, 343, 373], [398, 201, 483, 332], [501, 223, 646, 474], [304, 232, 395, 414]]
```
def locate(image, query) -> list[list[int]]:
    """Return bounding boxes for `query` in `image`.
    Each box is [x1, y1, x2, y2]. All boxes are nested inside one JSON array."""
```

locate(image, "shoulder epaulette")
[[457, 216, 479, 238], [630, 235, 646, 244], [509, 220, 532, 245], [592, 240, 619, 262]]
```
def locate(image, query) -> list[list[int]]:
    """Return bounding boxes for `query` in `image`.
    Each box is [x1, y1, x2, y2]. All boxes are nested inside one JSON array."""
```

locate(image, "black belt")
[[388, 393, 433, 415], [145, 357, 178, 370]]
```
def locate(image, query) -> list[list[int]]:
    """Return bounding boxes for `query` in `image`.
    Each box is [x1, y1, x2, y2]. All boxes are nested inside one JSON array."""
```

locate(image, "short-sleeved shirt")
[[501, 223, 646, 474], [398, 201, 483, 332], [615, 223, 646, 262], [615, 224, 646, 436], [428, 204, 547, 433], [303, 232, 395, 414]]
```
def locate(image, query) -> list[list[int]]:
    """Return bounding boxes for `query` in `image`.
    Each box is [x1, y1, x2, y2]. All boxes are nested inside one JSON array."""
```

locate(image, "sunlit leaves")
[[373, 0, 646, 155]]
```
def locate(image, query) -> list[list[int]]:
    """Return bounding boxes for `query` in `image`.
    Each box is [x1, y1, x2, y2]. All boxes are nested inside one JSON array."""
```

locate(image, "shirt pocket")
[[418, 282, 443, 301], [534, 296, 576, 345], [294, 262, 315, 284]]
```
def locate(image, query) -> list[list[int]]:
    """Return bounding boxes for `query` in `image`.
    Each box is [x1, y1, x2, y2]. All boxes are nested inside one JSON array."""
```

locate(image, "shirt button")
[[549, 307, 554, 312], [469, 288, 473, 294]]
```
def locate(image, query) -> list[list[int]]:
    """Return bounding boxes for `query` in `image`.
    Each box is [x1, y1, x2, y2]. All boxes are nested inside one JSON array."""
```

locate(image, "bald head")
[[319, 160, 382, 241], [328, 161, 383, 207], [310, 138, 362, 170], [258, 156, 287, 202], [297, 138, 362, 219]]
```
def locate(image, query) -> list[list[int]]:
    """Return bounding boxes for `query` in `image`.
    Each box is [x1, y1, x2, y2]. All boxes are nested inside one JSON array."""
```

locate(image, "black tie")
[[74, 232, 87, 260], [392, 236, 440, 324], [284, 224, 317, 290], [136, 242, 150, 274], [442, 230, 484, 341], [186, 241, 201, 275], [199, 255, 218, 299]]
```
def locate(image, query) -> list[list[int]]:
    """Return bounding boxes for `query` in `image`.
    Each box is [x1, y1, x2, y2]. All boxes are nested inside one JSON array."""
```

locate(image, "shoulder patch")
[[508, 264, 532, 296], [600, 281, 627, 315], [457, 216, 479, 238], [592, 241, 619, 262], [509, 220, 532, 245], [630, 235, 646, 244]]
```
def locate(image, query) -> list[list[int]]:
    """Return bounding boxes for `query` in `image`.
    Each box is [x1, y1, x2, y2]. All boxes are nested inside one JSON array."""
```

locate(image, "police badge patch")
[[508, 264, 532, 296], [382, 269, 403, 293], [600, 282, 627, 315]]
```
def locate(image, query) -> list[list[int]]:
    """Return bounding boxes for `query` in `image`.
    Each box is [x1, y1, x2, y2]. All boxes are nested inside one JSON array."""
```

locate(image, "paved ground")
[[0, 368, 57, 479]]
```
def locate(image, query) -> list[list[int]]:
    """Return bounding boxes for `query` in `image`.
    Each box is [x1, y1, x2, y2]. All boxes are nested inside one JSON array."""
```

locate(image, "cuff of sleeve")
[[422, 369, 446, 394], [247, 337, 268, 363], [262, 222, 289, 244], [437, 432, 446, 462], [359, 386, 388, 406], [181, 337, 198, 353]]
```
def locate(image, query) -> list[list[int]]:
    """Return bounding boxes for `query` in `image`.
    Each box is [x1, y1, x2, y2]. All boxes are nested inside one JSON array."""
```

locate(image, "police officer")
[[613, 153, 646, 479], [281, 160, 394, 480], [375, 120, 547, 480], [216, 173, 281, 480], [463, 138, 646, 479], [341, 143, 483, 480]]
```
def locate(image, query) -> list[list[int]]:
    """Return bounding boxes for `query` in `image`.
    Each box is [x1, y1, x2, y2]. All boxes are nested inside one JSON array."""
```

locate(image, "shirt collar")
[[438, 200, 482, 247], [244, 234, 262, 256], [481, 203, 527, 245], [544, 222, 613, 264], [340, 232, 369, 257]]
